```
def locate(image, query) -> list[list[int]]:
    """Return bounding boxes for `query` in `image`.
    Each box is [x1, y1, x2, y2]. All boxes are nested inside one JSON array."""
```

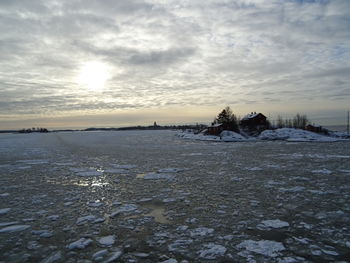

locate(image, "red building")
[[207, 123, 225, 135], [240, 112, 267, 129]]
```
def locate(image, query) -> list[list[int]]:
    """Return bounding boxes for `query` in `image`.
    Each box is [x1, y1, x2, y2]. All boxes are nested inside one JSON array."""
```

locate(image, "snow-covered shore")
[[178, 128, 347, 142]]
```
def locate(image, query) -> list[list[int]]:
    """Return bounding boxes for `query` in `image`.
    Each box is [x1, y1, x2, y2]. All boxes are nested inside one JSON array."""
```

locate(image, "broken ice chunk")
[[98, 235, 115, 247], [76, 215, 96, 225], [198, 243, 227, 259], [237, 240, 285, 258], [0, 225, 31, 233], [257, 219, 289, 230], [190, 227, 214, 238], [67, 238, 93, 250], [0, 208, 11, 215], [110, 204, 138, 217]]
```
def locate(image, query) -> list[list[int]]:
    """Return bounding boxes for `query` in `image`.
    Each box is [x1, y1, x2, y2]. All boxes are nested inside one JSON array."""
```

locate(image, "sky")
[[0, 0, 349, 129]]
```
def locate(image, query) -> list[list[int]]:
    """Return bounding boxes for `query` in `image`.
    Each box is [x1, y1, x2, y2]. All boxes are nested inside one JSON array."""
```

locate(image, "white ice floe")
[[143, 173, 175, 180], [311, 168, 332, 175], [237, 240, 285, 258], [77, 170, 103, 176], [258, 128, 339, 142], [160, 259, 178, 263], [103, 168, 128, 174], [32, 230, 53, 238], [76, 215, 96, 225], [158, 168, 184, 173], [0, 221, 19, 227], [87, 200, 103, 207], [103, 250, 123, 263], [114, 164, 136, 169], [70, 167, 103, 176], [278, 256, 306, 263], [246, 167, 263, 171], [67, 238, 93, 250], [0, 193, 10, 197], [163, 198, 176, 203], [110, 204, 138, 217], [0, 224, 31, 233], [39, 251, 62, 263], [198, 243, 227, 259], [92, 249, 108, 261], [190, 227, 214, 237], [98, 235, 115, 247], [279, 186, 305, 193], [17, 159, 49, 165], [47, 215, 59, 221], [0, 208, 11, 215], [257, 219, 289, 230], [168, 239, 193, 252]]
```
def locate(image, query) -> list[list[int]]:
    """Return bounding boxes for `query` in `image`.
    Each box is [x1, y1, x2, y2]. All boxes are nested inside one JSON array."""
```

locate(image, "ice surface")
[[237, 240, 285, 257], [0, 225, 31, 233], [0, 130, 349, 262]]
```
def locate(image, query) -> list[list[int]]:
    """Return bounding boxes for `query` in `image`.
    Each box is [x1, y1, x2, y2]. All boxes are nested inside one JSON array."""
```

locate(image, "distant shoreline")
[[0, 124, 348, 134]]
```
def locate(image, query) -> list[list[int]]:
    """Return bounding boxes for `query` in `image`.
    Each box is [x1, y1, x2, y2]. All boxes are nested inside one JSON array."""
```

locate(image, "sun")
[[77, 61, 110, 91]]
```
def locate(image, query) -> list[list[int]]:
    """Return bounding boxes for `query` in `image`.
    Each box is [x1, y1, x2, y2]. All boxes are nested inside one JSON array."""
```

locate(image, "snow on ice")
[[258, 128, 339, 142]]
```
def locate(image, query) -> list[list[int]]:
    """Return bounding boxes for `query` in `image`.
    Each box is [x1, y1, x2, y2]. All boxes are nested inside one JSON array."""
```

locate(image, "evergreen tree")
[[215, 106, 239, 132]]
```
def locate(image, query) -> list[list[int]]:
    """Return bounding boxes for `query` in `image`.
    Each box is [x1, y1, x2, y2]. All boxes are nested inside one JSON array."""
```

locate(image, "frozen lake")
[[0, 130, 350, 262]]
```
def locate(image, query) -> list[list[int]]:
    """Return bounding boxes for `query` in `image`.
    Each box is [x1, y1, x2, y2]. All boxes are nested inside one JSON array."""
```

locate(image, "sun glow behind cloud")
[[76, 61, 111, 92]]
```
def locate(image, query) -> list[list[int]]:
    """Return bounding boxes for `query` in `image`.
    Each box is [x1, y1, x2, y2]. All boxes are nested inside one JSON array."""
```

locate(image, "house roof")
[[242, 113, 261, 120], [209, 123, 223, 128]]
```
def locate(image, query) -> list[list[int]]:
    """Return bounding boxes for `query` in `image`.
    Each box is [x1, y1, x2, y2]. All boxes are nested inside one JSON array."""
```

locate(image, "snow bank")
[[219, 131, 247, 142], [258, 128, 340, 142], [177, 130, 247, 142]]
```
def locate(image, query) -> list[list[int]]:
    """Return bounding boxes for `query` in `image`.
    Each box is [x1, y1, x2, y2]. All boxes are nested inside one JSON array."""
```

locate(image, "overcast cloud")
[[0, 0, 349, 127]]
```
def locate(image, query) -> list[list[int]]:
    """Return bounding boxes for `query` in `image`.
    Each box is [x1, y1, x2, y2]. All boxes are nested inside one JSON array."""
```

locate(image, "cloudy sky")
[[0, 0, 349, 129]]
